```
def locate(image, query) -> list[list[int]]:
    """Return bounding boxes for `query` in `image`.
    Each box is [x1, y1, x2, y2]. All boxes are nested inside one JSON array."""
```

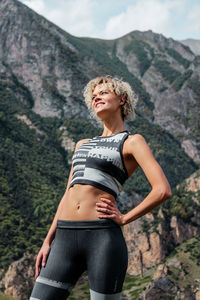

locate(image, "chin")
[[96, 113, 108, 121]]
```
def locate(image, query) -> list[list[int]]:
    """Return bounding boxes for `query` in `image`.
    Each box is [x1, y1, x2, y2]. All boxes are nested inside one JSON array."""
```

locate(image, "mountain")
[[0, 0, 200, 299], [181, 38, 200, 56], [0, 0, 200, 164]]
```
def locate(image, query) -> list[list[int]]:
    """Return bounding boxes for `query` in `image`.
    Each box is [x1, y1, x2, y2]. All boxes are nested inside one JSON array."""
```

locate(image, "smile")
[[95, 102, 104, 108]]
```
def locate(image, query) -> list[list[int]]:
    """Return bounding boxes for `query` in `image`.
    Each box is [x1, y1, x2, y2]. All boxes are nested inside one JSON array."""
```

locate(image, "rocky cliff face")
[[0, 0, 89, 118], [121, 170, 200, 298], [114, 30, 200, 163], [0, 252, 35, 299], [186, 169, 200, 193], [181, 39, 200, 56], [0, 252, 88, 300], [118, 169, 200, 278], [123, 209, 199, 276]]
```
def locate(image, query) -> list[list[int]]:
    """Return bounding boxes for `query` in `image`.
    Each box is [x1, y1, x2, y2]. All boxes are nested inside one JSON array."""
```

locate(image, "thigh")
[[87, 226, 128, 296], [30, 228, 86, 300]]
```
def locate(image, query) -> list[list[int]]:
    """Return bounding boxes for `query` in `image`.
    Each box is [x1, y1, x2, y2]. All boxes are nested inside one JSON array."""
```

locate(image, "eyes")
[[92, 91, 109, 101]]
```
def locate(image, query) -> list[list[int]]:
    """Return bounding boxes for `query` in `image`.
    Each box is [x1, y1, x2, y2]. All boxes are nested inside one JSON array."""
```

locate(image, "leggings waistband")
[[57, 219, 120, 229]]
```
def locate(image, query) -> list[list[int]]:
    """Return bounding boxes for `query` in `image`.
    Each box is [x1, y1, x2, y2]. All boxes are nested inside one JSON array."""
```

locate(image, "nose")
[[93, 94, 101, 102]]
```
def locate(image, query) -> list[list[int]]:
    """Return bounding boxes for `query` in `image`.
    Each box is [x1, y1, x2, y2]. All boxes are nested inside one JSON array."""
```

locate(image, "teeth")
[[96, 103, 103, 107]]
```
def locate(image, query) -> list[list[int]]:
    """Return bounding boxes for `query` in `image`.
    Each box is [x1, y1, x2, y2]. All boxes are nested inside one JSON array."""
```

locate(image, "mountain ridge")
[[1, 0, 199, 164], [181, 38, 200, 56]]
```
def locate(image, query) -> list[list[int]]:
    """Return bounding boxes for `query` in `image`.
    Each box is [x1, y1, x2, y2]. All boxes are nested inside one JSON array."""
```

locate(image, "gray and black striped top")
[[69, 130, 130, 198]]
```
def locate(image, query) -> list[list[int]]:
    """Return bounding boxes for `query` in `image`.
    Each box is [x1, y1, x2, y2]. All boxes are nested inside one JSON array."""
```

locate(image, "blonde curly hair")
[[83, 75, 138, 120]]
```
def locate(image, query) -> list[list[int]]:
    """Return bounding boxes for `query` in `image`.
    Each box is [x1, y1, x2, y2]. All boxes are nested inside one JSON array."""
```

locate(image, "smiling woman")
[[84, 75, 138, 121], [29, 75, 172, 300]]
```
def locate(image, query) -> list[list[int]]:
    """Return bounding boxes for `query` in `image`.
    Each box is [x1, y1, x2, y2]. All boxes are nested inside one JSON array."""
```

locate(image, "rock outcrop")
[[0, 252, 36, 300], [138, 261, 200, 300], [123, 212, 166, 276], [181, 39, 200, 56], [138, 276, 178, 300], [186, 170, 200, 192], [124, 211, 200, 277]]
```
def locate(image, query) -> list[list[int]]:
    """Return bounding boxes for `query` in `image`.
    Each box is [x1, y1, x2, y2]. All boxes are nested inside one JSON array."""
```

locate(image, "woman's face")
[[91, 84, 123, 120]]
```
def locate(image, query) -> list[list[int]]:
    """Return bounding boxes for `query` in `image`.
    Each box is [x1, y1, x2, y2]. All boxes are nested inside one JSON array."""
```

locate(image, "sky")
[[19, 0, 200, 41]]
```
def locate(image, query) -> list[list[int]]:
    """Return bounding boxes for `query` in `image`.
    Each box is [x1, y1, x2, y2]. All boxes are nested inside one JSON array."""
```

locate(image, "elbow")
[[163, 187, 172, 200], [155, 184, 172, 202]]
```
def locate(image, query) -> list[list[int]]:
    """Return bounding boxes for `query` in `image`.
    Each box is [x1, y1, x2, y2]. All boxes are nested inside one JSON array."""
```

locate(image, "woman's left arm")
[[96, 134, 172, 226]]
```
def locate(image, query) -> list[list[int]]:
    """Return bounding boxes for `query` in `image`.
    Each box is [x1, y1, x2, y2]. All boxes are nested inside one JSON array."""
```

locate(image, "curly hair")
[[83, 75, 138, 120]]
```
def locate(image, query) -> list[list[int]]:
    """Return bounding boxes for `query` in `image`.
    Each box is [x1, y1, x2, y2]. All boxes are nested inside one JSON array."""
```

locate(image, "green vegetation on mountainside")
[[0, 294, 16, 300], [139, 180, 200, 238], [0, 85, 69, 269], [67, 273, 152, 300], [153, 59, 181, 83], [166, 48, 191, 69], [163, 234, 200, 292], [172, 69, 193, 91], [123, 117, 197, 196], [188, 75, 200, 98], [163, 183, 200, 224], [124, 39, 154, 76]]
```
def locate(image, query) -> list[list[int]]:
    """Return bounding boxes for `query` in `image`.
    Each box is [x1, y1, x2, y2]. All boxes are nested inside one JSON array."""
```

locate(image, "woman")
[[30, 76, 172, 300]]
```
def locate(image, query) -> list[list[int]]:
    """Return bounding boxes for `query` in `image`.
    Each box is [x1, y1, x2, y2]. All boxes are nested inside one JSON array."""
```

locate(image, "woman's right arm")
[[35, 165, 74, 279]]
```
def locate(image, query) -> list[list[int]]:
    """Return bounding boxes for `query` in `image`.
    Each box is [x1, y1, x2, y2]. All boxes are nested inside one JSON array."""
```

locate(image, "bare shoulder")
[[75, 138, 91, 151], [126, 133, 147, 147]]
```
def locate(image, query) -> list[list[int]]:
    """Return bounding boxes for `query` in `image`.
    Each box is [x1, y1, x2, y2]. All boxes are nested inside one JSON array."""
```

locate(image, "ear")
[[120, 96, 126, 106]]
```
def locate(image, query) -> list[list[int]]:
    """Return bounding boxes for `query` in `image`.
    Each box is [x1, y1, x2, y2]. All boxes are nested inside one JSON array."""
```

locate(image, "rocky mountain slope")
[[0, 0, 200, 163], [181, 39, 200, 56], [0, 0, 200, 299]]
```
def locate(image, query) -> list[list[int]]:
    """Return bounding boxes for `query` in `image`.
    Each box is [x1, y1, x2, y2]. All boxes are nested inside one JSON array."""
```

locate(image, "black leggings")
[[30, 219, 128, 300]]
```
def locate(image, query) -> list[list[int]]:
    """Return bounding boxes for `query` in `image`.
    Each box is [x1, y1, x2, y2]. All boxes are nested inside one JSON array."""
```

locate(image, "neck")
[[100, 116, 125, 137]]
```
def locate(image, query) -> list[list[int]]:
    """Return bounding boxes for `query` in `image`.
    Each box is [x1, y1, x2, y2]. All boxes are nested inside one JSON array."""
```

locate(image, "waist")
[[58, 184, 116, 221], [57, 219, 120, 229], [68, 183, 116, 202]]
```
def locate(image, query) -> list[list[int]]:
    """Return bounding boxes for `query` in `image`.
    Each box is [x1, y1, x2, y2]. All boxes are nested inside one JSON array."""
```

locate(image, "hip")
[[55, 218, 128, 256]]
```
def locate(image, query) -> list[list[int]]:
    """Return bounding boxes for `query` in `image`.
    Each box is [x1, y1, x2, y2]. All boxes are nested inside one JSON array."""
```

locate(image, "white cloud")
[[20, 0, 200, 40], [46, 0, 95, 36], [103, 0, 184, 39], [22, 0, 46, 14], [22, 0, 96, 37], [187, 5, 200, 33]]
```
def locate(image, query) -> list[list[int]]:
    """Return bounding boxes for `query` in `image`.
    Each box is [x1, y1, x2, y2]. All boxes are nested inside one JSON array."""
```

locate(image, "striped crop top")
[[69, 130, 130, 198]]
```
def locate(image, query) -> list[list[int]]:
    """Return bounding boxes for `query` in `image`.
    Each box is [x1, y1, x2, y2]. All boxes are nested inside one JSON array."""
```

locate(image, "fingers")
[[96, 205, 113, 215], [42, 251, 49, 267], [35, 254, 42, 279], [35, 252, 47, 279], [96, 198, 114, 209], [96, 198, 124, 226], [96, 198, 116, 214], [99, 198, 114, 206], [98, 213, 116, 219]]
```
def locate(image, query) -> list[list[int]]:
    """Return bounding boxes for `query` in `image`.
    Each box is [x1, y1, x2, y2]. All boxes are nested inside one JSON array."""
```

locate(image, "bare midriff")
[[58, 184, 115, 221]]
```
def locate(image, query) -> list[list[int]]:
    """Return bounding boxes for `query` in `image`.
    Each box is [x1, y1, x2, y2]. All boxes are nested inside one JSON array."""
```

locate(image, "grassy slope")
[[0, 295, 16, 300]]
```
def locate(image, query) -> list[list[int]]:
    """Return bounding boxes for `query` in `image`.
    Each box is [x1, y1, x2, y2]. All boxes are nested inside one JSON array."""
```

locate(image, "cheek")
[[109, 98, 120, 108]]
